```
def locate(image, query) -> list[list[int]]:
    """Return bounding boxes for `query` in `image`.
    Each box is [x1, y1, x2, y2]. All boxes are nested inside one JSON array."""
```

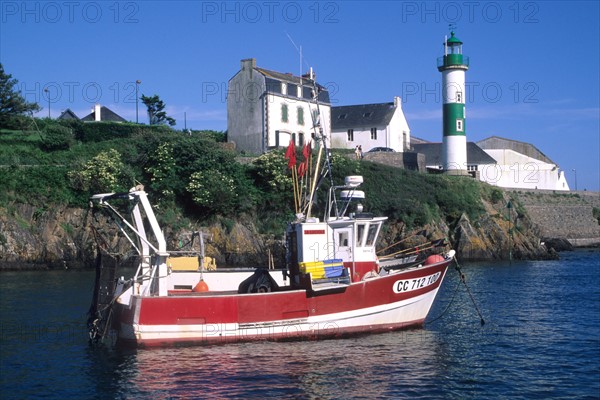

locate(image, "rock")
[[0, 190, 565, 269], [543, 238, 574, 252]]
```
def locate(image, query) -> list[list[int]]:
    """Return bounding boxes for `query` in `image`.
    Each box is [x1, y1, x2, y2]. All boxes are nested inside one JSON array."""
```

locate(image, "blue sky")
[[2, 1, 599, 190]]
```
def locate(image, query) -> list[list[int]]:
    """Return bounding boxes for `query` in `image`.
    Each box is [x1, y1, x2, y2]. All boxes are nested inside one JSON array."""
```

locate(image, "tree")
[[0, 63, 41, 126], [140, 94, 176, 126]]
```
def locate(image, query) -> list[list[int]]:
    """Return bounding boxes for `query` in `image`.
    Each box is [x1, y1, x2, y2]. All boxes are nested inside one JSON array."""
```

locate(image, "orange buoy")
[[424, 254, 445, 265], [193, 279, 209, 292]]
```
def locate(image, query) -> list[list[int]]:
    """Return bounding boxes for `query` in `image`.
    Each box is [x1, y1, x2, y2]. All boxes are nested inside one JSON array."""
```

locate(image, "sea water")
[[1, 250, 598, 399]]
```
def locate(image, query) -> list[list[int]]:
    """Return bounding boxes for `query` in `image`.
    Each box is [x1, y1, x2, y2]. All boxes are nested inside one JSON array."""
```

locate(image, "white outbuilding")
[[476, 136, 570, 191]]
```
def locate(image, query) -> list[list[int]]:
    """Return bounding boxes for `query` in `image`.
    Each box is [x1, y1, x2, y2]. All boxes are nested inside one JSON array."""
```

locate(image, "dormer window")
[[363, 112, 373, 118], [281, 83, 287, 95], [338, 114, 347, 120]]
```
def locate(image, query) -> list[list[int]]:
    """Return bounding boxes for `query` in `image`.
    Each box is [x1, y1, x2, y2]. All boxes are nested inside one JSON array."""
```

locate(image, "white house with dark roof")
[[57, 108, 80, 120], [227, 58, 331, 154], [477, 136, 570, 191], [330, 97, 410, 152], [81, 104, 127, 123]]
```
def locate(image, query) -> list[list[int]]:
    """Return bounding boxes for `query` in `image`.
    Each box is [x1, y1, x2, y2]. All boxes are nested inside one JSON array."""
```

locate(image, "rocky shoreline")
[[3, 188, 597, 271]]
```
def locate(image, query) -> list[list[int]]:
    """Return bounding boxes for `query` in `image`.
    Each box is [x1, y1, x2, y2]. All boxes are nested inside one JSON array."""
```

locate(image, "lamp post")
[[135, 80, 141, 123], [44, 88, 50, 118], [506, 200, 513, 262], [571, 168, 577, 191]]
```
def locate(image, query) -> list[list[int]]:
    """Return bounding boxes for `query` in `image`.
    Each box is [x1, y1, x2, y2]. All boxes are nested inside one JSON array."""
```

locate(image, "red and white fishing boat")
[[87, 80, 455, 347], [88, 177, 454, 346]]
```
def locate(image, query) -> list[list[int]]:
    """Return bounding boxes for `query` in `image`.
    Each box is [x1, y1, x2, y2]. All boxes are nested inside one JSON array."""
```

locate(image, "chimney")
[[394, 96, 402, 108], [241, 58, 256, 71], [94, 104, 101, 121], [241, 58, 256, 79]]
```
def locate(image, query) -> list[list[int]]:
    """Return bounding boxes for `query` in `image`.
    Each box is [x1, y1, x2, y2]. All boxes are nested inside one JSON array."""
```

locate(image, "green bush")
[[191, 130, 227, 142], [74, 122, 172, 142], [67, 148, 129, 193], [2, 117, 501, 237], [40, 124, 73, 151]]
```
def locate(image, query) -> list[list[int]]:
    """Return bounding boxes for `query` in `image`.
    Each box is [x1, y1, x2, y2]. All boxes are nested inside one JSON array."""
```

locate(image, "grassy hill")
[[1, 119, 504, 233], [4, 118, 547, 268]]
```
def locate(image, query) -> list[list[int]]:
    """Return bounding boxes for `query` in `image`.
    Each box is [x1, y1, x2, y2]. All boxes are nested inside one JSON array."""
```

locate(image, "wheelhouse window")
[[356, 223, 366, 247], [366, 223, 379, 246], [338, 231, 349, 247]]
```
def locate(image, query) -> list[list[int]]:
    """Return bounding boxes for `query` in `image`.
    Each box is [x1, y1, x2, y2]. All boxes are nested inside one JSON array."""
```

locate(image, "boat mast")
[[305, 70, 336, 219]]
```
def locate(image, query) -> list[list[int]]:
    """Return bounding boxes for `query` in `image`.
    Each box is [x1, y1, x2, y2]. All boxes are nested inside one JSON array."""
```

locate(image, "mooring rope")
[[426, 257, 486, 326], [426, 268, 462, 325], [454, 257, 486, 326]]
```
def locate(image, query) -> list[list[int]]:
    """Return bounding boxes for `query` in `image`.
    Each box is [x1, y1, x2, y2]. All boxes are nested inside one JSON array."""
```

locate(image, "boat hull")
[[114, 259, 451, 346]]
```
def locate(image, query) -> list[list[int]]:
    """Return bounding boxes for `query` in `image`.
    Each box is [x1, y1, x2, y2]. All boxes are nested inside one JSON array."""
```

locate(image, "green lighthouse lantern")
[[442, 32, 467, 68]]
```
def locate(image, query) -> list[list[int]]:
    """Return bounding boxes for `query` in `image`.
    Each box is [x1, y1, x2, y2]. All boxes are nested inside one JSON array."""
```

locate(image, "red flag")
[[297, 141, 311, 177], [302, 140, 311, 159], [284, 139, 296, 170], [298, 161, 307, 177]]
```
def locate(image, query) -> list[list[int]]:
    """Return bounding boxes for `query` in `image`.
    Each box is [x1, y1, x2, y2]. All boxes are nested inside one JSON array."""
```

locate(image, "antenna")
[[285, 31, 311, 81]]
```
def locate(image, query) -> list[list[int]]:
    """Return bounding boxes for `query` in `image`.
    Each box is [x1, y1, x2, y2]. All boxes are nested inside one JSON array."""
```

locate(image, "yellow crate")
[[305, 266, 326, 279], [299, 260, 325, 268], [299, 259, 344, 279], [168, 256, 216, 271]]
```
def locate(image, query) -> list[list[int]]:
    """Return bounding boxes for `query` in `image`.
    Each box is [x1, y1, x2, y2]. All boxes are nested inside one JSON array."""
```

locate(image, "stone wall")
[[361, 152, 425, 172], [509, 190, 600, 247]]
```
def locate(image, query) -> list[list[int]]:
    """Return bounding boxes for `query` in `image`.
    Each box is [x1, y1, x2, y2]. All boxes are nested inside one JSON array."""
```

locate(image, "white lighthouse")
[[438, 31, 469, 174]]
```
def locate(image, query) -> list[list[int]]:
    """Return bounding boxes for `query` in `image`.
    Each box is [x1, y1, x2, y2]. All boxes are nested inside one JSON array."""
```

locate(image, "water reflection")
[[88, 330, 449, 399], [3, 251, 599, 399]]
